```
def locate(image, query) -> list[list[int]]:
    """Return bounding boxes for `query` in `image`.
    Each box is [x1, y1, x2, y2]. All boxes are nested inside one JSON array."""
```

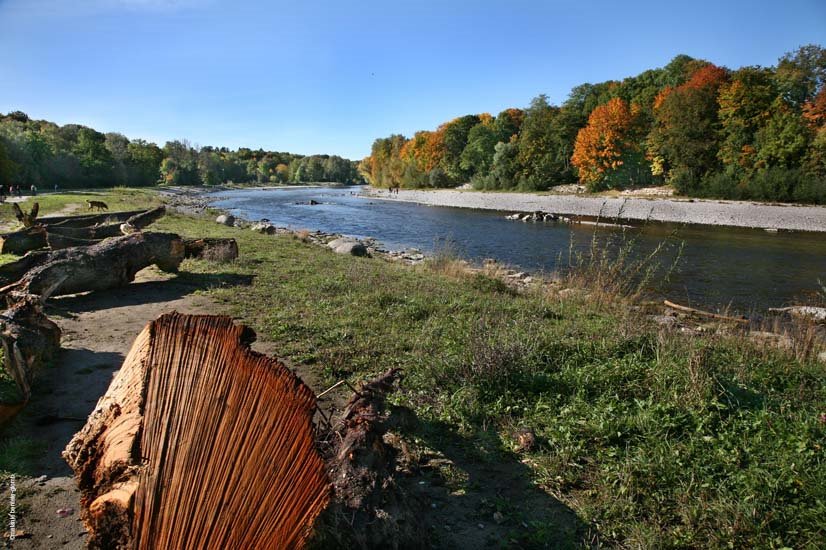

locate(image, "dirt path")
[[0, 268, 225, 548]]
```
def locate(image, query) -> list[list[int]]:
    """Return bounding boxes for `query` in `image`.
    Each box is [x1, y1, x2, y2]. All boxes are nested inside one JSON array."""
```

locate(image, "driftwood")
[[183, 238, 239, 260], [63, 313, 329, 550], [663, 300, 749, 324], [45, 206, 166, 241], [0, 232, 185, 299]]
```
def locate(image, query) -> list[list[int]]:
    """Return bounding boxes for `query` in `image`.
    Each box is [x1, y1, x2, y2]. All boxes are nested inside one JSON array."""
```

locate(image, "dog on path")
[[86, 200, 109, 211]]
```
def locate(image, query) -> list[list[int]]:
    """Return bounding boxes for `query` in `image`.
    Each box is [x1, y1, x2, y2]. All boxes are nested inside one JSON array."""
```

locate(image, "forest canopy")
[[0, 112, 364, 189], [361, 45, 826, 204]]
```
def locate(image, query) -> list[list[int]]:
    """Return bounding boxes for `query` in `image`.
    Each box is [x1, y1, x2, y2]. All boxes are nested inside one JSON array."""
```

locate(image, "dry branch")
[[663, 300, 748, 324], [12, 202, 39, 228], [63, 313, 329, 550]]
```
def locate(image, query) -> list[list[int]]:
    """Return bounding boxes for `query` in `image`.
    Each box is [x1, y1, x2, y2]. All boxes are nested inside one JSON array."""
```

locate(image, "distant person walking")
[[16, 186, 21, 197], [30, 184, 37, 196], [54, 184, 58, 193]]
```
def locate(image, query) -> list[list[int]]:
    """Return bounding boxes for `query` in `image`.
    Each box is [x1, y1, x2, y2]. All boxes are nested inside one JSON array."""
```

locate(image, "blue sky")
[[1, 0, 825, 160]]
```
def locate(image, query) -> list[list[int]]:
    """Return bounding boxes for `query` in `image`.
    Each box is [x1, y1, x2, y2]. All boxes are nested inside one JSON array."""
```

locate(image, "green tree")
[[460, 123, 498, 179], [775, 44, 826, 108], [440, 115, 481, 183], [74, 128, 113, 185], [755, 98, 811, 169]]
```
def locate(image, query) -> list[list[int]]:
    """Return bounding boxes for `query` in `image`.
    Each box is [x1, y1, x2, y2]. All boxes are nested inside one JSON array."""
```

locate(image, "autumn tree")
[[717, 67, 778, 174], [647, 64, 728, 191], [440, 115, 481, 183], [571, 97, 645, 190]]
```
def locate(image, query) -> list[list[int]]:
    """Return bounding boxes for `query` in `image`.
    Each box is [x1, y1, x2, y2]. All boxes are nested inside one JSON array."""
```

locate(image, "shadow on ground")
[[46, 271, 253, 316], [387, 406, 596, 549]]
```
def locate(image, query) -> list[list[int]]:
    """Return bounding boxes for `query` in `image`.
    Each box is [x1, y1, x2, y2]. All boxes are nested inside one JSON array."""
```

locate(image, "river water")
[[211, 186, 826, 312]]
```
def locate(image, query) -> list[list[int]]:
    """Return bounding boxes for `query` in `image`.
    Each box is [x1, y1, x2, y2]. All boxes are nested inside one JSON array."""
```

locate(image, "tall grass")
[[562, 220, 684, 303]]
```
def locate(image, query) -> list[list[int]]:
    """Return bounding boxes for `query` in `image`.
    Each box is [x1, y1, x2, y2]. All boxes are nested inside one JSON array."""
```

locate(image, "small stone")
[[56, 507, 74, 518], [493, 511, 505, 524], [477, 523, 485, 529]]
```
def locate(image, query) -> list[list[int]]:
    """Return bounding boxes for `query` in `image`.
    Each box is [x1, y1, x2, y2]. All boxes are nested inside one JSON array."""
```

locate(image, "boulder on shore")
[[216, 214, 235, 226], [251, 222, 276, 234], [327, 237, 368, 257]]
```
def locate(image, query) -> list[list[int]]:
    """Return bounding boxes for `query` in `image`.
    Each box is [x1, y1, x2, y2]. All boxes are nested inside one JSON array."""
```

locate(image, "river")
[[210, 186, 826, 312]]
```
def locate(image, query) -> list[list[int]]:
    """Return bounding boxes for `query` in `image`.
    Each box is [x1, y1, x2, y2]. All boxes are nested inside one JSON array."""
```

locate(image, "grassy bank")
[[3, 190, 825, 548]]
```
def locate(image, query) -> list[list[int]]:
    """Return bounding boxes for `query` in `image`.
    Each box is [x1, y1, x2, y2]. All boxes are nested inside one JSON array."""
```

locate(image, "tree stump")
[[63, 313, 330, 549]]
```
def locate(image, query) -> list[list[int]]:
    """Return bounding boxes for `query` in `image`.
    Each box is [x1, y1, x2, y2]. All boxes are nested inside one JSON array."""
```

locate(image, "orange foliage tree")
[[571, 98, 640, 190]]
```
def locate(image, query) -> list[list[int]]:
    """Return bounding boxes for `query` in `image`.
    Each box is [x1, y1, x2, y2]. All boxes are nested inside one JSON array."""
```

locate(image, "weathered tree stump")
[[183, 238, 239, 260], [63, 313, 329, 550], [0, 293, 61, 401]]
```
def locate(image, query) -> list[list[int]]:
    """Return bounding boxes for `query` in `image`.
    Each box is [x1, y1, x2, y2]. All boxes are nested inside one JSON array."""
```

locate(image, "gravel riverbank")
[[366, 188, 826, 232]]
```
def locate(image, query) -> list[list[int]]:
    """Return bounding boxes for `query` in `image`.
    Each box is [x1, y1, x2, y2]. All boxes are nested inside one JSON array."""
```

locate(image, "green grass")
[[0, 188, 161, 226], [3, 188, 825, 548]]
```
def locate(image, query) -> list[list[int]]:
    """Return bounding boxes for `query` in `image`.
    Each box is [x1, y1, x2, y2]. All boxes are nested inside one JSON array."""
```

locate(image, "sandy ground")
[[366, 188, 826, 232]]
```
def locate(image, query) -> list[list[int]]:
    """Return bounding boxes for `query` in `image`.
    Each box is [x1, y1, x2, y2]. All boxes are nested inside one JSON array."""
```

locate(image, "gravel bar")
[[366, 189, 826, 232]]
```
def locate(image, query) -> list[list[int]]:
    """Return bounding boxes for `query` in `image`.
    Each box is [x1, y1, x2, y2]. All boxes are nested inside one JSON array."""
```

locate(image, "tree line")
[[361, 45, 826, 204], [0, 112, 364, 189]]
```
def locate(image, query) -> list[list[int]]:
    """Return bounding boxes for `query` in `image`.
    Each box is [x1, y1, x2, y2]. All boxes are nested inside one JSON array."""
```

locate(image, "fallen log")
[[63, 313, 329, 550], [40, 209, 147, 228], [0, 250, 53, 286], [0, 226, 47, 254], [0, 232, 185, 299], [46, 206, 166, 241], [663, 300, 748, 324], [45, 232, 101, 250], [183, 238, 239, 260]]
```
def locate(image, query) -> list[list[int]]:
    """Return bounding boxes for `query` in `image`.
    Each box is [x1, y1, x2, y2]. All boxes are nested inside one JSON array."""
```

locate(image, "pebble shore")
[[366, 188, 826, 232]]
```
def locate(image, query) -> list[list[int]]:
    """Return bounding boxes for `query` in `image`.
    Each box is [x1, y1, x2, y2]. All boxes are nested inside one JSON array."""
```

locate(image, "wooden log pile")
[[0, 203, 237, 414], [63, 313, 330, 550]]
